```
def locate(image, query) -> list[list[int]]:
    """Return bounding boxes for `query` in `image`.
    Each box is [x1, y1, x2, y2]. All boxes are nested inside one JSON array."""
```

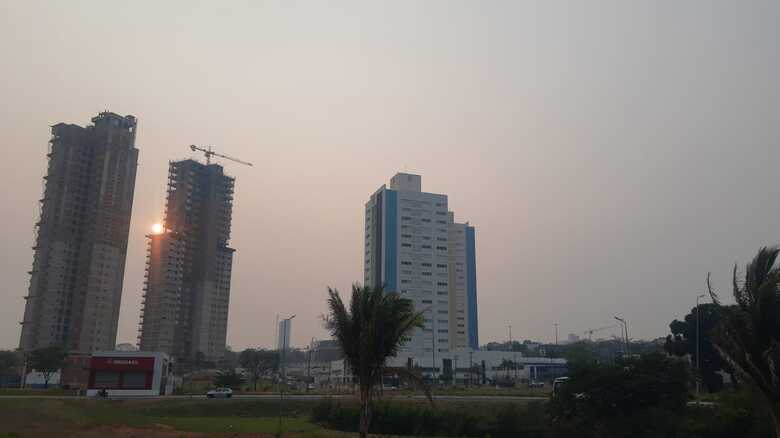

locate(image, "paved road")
[[0, 393, 547, 402]]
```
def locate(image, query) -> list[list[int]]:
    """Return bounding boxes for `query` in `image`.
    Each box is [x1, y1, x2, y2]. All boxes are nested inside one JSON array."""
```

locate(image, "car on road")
[[528, 380, 545, 388], [207, 387, 233, 398]]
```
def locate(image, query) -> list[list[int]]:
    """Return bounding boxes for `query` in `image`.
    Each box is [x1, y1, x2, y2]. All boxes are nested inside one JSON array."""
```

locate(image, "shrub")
[[313, 398, 565, 437]]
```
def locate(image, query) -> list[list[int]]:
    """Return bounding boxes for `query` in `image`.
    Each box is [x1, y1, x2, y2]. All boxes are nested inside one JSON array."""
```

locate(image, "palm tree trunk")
[[359, 385, 372, 438]]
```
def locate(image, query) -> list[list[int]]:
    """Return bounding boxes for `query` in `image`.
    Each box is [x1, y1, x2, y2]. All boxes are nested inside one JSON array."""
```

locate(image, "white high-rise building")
[[364, 173, 478, 353], [277, 318, 292, 351]]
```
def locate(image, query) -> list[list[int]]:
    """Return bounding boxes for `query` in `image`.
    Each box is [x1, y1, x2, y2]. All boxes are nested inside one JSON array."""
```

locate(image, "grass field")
[[0, 398, 352, 437]]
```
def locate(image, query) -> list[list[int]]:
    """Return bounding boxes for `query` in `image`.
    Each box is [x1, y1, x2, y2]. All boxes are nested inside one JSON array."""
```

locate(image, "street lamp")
[[278, 314, 295, 437], [614, 316, 628, 356], [696, 294, 706, 396]]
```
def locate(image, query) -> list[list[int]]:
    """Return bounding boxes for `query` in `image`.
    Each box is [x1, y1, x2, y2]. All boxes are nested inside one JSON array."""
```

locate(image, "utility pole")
[[277, 314, 295, 437], [431, 318, 436, 385], [614, 316, 628, 356], [508, 324, 512, 350], [696, 294, 705, 397], [306, 343, 312, 392], [469, 350, 473, 387], [453, 355, 458, 386]]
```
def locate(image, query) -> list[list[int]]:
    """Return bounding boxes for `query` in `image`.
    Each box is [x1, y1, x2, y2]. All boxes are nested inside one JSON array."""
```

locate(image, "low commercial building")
[[328, 348, 567, 388], [86, 351, 174, 397]]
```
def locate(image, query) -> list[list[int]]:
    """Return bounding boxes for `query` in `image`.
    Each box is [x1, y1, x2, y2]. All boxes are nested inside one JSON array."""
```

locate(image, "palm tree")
[[709, 246, 780, 436], [324, 284, 426, 438]]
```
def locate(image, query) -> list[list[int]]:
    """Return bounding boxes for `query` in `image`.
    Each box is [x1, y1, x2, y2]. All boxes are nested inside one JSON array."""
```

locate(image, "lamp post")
[[277, 314, 295, 437], [696, 294, 705, 397], [469, 350, 474, 387], [554, 323, 559, 345], [431, 317, 436, 385], [454, 355, 459, 387], [614, 316, 628, 356]]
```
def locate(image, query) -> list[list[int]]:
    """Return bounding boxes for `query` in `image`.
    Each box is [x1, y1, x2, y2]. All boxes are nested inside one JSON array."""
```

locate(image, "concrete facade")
[[19, 112, 139, 353], [364, 173, 478, 353], [138, 160, 235, 366]]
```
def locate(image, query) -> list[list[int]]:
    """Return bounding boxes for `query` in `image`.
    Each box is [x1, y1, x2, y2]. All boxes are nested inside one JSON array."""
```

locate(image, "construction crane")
[[583, 325, 617, 341], [189, 145, 253, 167]]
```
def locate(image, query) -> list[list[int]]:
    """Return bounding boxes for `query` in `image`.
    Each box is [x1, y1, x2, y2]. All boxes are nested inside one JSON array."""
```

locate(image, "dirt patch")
[[78, 425, 280, 438], [79, 424, 205, 437]]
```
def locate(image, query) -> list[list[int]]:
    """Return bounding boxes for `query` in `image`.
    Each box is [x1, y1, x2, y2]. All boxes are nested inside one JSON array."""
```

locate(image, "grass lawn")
[[0, 398, 351, 437]]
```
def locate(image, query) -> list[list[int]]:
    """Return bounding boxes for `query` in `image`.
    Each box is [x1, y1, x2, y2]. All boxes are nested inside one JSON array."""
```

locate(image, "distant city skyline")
[[1, 1, 779, 350]]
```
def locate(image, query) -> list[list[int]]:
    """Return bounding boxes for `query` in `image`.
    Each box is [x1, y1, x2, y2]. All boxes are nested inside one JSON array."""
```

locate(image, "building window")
[[122, 372, 148, 389], [94, 371, 120, 388]]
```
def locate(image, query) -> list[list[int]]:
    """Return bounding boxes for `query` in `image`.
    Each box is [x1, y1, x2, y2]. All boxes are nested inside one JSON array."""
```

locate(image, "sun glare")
[[151, 223, 164, 234]]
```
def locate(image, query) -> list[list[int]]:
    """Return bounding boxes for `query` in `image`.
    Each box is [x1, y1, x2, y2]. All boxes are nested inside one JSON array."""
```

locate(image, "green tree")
[[0, 351, 19, 374], [664, 303, 735, 392], [708, 247, 780, 436], [239, 348, 278, 391], [563, 341, 599, 368], [213, 369, 245, 388], [222, 346, 240, 369], [324, 284, 427, 438], [550, 352, 688, 437], [28, 346, 67, 389]]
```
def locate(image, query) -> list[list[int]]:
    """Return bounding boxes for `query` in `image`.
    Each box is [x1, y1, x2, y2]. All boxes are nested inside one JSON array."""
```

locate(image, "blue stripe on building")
[[373, 191, 384, 289], [383, 189, 398, 293], [466, 226, 479, 349]]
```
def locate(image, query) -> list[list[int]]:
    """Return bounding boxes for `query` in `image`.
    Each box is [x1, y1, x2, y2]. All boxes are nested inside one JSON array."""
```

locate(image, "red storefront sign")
[[90, 356, 156, 371]]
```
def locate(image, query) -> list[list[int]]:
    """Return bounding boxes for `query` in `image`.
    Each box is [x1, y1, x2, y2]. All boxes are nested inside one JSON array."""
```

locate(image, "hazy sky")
[[1, 1, 779, 350]]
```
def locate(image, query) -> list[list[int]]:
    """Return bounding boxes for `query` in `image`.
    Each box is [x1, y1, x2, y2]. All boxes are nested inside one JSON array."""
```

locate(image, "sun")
[[151, 223, 164, 234]]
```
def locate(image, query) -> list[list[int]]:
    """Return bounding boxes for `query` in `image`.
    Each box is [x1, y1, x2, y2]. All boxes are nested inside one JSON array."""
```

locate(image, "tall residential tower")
[[19, 112, 139, 353], [364, 173, 478, 353], [138, 159, 235, 366]]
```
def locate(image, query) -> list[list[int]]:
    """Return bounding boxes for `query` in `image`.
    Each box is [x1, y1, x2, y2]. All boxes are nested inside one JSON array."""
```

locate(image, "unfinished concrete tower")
[[138, 159, 235, 367], [19, 112, 139, 353]]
